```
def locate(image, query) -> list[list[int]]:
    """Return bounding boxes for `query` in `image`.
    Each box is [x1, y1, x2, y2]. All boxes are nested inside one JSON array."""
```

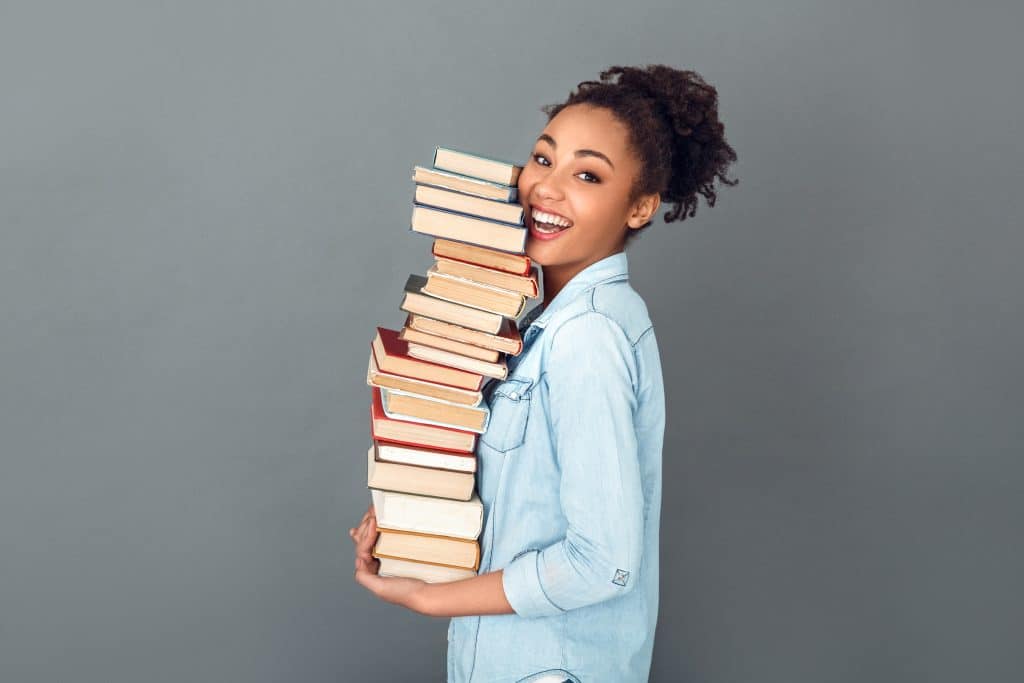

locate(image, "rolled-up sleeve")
[[502, 311, 644, 618]]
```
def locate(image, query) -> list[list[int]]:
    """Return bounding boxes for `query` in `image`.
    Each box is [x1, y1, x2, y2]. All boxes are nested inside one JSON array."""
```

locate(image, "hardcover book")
[[372, 326, 484, 391], [432, 238, 532, 276], [411, 204, 527, 254], [401, 274, 505, 334], [423, 263, 528, 318], [414, 183, 524, 225], [374, 439, 476, 474], [379, 386, 491, 433], [366, 443, 475, 501], [412, 165, 518, 202], [433, 257, 539, 298], [405, 343, 508, 380], [432, 146, 523, 186], [373, 527, 481, 571], [377, 556, 477, 583], [405, 314, 523, 356], [371, 488, 483, 540], [370, 387, 476, 454], [367, 349, 483, 407], [399, 325, 501, 363]]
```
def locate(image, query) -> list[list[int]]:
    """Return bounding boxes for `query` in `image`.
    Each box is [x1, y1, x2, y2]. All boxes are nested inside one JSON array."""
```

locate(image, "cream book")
[[412, 166, 517, 202], [423, 263, 528, 318], [406, 342, 508, 380], [371, 488, 483, 540], [414, 183, 524, 225], [373, 528, 480, 571], [406, 314, 523, 356], [379, 386, 490, 433], [377, 556, 477, 583], [401, 274, 504, 334], [366, 445, 475, 501], [399, 325, 500, 363], [374, 439, 476, 474], [432, 146, 522, 186], [434, 257, 540, 298], [367, 351, 483, 407]]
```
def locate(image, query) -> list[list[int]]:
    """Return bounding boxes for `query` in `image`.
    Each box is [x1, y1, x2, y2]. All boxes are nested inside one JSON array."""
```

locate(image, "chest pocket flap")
[[480, 376, 534, 453]]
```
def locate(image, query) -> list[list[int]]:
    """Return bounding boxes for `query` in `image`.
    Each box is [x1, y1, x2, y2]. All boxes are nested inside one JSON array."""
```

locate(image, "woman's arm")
[[351, 511, 514, 617]]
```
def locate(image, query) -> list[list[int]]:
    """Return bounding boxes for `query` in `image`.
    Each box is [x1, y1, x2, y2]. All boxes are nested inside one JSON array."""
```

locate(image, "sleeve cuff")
[[501, 549, 565, 618]]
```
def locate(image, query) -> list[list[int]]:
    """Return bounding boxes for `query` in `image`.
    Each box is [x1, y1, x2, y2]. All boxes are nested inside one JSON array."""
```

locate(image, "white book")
[[371, 488, 483, 540], [375, 440, 476, 474], [377, 556, 478, 583]]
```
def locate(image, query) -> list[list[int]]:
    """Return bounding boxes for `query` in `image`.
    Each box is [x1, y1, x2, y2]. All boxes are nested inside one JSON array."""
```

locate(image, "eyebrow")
[[537, 133, 615, 170]]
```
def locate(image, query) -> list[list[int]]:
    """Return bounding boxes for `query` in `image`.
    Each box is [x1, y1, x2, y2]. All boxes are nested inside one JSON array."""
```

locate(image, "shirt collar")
[[519, 251, 630, 333]]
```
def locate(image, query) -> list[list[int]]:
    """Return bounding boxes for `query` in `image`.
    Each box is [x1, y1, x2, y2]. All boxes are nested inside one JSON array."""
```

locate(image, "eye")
[[532, 153, 550, 166], [577, 171, 600, 183]]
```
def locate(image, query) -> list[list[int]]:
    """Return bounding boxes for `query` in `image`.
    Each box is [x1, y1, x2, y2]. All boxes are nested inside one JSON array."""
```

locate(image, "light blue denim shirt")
[[447, 251, 666, 683]]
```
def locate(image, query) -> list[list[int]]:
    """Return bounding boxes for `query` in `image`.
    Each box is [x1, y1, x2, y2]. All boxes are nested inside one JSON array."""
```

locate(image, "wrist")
[[411, 582, 437, 616]]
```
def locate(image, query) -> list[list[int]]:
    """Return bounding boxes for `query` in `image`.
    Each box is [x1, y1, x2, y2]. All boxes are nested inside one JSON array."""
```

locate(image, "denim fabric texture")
[[447, 252, 666, 683]]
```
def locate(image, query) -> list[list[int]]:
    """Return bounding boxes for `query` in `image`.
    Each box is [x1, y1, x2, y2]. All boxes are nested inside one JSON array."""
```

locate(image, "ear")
[[626, 193, 660, 229]]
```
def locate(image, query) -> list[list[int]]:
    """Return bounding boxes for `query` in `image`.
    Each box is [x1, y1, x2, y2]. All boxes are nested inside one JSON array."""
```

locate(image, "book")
[[414, 183, 524, 225], [367, 350, 483, 407], [366, 443, 475, 501], [432, 146, 522, 186], [377, 556, 477, 583], [406, 342, 508, 380], [379, 386, 490, 433], [412, 165, 517, 202], [373, 527, 481, 571], [424, 263, 528, 318], [372, 326, 484, 391], [399, 325, 500, 363], [411, 204, 527, 254], [374, 439, 476, 474], [371, 488, 483, 540], [370, 387, 476, 454], [401, 274, 505, 334], [432, 238, 532, 276], [406, 314, 523, 356], [434, 257, 539, 298]]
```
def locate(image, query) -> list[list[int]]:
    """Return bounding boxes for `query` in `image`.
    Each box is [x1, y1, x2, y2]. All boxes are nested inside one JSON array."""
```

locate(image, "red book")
[[370, 386, 477, 454], [431, 238, 532, 276], [373, 327, 485, 391]]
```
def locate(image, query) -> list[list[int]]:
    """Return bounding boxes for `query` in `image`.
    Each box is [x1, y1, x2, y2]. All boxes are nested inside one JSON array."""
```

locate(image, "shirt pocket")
[[480, 376, 534, 453]]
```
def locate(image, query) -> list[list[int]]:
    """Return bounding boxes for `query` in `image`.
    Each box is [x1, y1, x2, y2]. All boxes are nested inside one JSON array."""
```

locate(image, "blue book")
[[413, 183, 524, 225], [432, 146, 523, 186], [410, 203, 527, 254], [412, 166, 518, 203]]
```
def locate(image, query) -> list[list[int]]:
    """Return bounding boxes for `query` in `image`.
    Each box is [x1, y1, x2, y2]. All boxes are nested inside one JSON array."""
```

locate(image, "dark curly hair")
[[541, 64, 738, 241]]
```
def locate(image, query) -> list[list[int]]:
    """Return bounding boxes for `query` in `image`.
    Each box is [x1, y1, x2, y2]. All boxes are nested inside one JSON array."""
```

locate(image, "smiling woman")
[[350, 64, 738, 682]]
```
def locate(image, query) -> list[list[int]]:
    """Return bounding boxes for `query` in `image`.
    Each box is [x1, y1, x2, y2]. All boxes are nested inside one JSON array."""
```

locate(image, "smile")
[[529, 206, 574, 240]]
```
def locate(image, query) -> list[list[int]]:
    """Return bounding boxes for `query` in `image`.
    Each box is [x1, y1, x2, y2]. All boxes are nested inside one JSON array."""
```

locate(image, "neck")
[[540, 249, 623, 308]]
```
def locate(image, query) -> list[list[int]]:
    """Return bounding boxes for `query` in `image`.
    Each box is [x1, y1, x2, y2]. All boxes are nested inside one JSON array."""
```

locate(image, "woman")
[[350, 64, 738, 682]]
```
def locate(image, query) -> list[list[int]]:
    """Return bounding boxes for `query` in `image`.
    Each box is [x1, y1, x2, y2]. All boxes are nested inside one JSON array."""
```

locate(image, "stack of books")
[[365, 146, 538, 583]]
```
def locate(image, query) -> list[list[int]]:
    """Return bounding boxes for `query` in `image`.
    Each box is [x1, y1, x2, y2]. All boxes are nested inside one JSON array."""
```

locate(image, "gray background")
[[2, 1, 1021, 681]]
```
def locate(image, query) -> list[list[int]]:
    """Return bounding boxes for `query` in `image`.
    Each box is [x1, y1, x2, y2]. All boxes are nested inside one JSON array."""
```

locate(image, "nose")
[[531, 168, 565, 203]]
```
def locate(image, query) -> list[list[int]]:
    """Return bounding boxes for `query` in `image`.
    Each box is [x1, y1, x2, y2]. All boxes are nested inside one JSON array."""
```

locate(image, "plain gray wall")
[[2, 1, 1021, 681]]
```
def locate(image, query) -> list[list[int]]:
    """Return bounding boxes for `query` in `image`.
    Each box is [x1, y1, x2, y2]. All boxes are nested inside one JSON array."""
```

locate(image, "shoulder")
[[547, 280, 654, 349]]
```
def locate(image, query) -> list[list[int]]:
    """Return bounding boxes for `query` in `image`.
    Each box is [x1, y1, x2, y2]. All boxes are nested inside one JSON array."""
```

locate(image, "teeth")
[[531, 209, 572, 228]]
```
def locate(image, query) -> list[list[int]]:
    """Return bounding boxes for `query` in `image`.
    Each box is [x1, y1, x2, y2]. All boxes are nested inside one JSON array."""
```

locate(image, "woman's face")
[[518, 104, 655, 270]]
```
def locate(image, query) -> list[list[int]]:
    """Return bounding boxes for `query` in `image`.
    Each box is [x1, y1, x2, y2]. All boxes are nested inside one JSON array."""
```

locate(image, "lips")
[[527, 204, 574, 243]]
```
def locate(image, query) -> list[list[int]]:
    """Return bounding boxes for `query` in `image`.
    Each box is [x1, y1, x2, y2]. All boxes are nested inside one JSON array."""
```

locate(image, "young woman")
[[350, 64, 738, 682]]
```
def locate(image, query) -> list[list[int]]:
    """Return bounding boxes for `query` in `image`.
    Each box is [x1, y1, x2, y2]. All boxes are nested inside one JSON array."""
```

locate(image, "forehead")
[[542, 104, 633, 158]]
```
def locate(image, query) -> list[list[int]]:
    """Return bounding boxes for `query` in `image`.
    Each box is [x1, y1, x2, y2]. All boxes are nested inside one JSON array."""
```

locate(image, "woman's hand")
[[349, 503, 433, 615]]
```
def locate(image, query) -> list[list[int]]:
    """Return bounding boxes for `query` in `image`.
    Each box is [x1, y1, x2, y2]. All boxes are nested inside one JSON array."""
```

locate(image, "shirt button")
[[509, 391, 519, 400]]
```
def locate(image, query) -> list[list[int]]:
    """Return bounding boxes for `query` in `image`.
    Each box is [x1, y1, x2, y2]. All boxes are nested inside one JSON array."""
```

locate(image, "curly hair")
[[541, 64, 738, 240]]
